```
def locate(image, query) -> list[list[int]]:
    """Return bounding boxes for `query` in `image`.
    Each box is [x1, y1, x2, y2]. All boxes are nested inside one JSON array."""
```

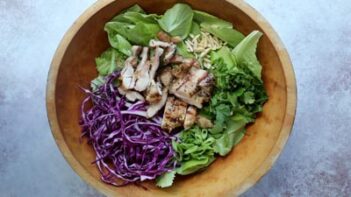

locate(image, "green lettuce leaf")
[[156, 171, 176, 188], [190, 21, 201, 35], [201, 24, 244, 47], [90, 76, 105, 91], [193, 10, 232, 28], [173, 127, 216, 175], [107, 33, 132, 56], [95, 48, 125, 76], [176, 41, 194, 58], [158, 3, 193, 38], [232, 31, 263, 79], [105, 6, 161, 46]]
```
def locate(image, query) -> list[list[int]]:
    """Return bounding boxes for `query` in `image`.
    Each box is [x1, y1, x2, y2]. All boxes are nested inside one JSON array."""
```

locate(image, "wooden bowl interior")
[[52, 0, 292, 196]]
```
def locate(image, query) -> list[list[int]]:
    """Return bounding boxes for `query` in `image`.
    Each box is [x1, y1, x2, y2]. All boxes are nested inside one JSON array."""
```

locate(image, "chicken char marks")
[[118, 31, 214, 132]]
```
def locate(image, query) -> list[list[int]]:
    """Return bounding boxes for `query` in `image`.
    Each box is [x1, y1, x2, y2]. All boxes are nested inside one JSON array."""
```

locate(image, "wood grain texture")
[[46, 0, 297, 196]]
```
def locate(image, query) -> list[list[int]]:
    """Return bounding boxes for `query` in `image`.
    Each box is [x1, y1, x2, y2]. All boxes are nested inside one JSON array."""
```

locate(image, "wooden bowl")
[[46, 0, 296, 196]]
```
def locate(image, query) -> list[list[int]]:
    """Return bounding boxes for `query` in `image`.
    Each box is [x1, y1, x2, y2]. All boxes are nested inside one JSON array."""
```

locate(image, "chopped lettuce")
[[90, 76, 105, 91], [107, 34, 132, 56], [158, 3, 194, 39], [172, 127, 216, 175], [156, 171, 176, 188], [95, 48, 125, 76]]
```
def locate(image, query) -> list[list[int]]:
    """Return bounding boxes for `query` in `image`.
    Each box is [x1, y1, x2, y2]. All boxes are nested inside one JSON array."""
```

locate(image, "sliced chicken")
[[171, 61, 193, 78], [170, 67, 213, 108], [161, 97, 188, 132], [197, 115, 214, 128], [169, 55, 185, 64], [134, 47, 150, 92], [149, 39, 171, 48], [149, 47, 164, 80], [145, 80, 163, 104], [131, 45, 142, 57], [170, 68, 209, 106], [163, 44, 177, 64], [184, 106, 197, 129], [134, 61, 151, 92], [147, 88, 168, 118], [170, 36, 182, 44], [159, 67, 173, 87], [120, 56, 138, 90], [118, 87, 145, 102], [199, 73, 215, 87]]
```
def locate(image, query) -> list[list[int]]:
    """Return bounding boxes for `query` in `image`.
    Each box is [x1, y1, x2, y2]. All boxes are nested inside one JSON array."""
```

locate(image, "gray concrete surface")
[[0, 0, 350, 196]]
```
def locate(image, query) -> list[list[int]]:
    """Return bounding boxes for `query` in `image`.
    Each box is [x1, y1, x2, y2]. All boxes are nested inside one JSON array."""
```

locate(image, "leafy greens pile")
[[82, 3, 267, 188]]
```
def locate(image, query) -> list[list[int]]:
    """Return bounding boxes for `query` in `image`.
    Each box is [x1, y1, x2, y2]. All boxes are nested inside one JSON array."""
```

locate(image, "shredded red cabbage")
[[80, 71, 176, 186]]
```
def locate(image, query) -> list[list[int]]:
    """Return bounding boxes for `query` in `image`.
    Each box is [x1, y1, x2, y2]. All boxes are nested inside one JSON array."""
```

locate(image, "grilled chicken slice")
[[159, 67, 173, 87], [147, 88, 168, 118], [161, 97, 188, 132], [120, 56, 138, 90], [171, 62, 193, 78], [134, 47, 150, 91], [149, 47, 164, 80], [199, 73, 215, 87], [184, 106, 197, 129], [197, 115, 214, 128], [149, 39, 171, 48], [134, 61, 151, 92], [131, 45, 142, 57], [163, 44, 177, 64], [118, 87, 145, 102], [145, 80, 163, 104]]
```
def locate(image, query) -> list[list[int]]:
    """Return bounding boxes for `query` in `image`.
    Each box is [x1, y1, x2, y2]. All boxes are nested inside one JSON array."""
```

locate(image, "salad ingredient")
[[120, 56, 138, 90], [149, 47, 165, 79], [134, 47, 151, 91], [161, 97, 188, 132], [105, 6, 160, 46], [232, 31, 263, 79], [96, 48, 125, 76], [159, 67, 174, 87], [184, 106, 197, 129], [145, 80, 163, 104], [147, 88, 169, 118], [193, 10, 244, 47], [158, 4, 194, 39], [170, 67, 213, 109], [156, 170, 176, 188], [172, 127, 216, 175], [80, 72, 176, 185]]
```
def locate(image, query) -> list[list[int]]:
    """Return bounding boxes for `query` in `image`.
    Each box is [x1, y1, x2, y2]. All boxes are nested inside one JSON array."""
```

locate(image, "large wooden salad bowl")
[[46, 0, 297, 196]]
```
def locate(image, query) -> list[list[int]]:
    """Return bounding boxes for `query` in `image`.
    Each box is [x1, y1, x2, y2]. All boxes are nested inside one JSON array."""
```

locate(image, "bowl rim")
[[46, 0, 297, 196]]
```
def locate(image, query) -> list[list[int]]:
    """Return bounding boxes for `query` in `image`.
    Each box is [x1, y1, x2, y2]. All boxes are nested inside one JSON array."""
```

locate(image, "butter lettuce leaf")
[[158, 3, 193, 38], [95, 48, 125, 76], [232, 31, 263, 79]]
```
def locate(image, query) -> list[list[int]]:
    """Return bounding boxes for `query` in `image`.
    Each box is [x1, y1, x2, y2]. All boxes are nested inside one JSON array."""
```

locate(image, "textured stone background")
[[0, 0, 350, 196]]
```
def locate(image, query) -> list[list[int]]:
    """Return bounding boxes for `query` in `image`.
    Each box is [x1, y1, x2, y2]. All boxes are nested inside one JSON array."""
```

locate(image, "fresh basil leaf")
[[158, 3, 193, 38]]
